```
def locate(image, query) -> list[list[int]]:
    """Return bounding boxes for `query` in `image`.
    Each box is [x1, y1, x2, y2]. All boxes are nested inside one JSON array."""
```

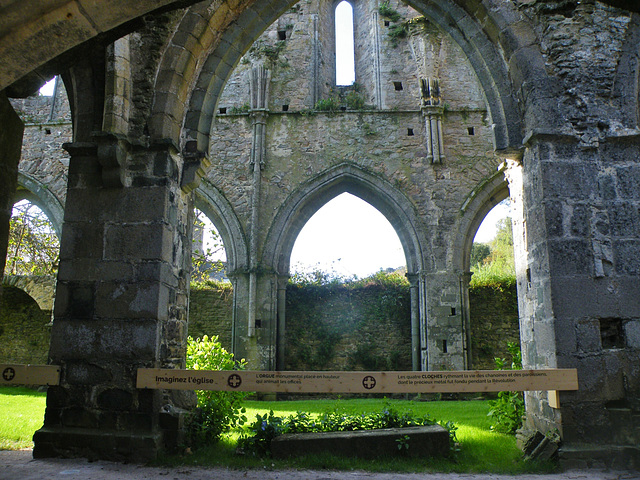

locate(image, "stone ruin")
[[0, 0, 639, 469]]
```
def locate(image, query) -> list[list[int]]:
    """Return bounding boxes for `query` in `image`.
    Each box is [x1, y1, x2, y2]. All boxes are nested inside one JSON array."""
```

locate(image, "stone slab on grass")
[[271, 424, 450, 459]]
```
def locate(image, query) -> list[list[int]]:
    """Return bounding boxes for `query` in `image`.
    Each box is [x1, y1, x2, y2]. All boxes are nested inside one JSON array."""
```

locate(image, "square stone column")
[[517, 136, 640, 468], [424, 271, 466, 371], [33, 141, 196, 461]]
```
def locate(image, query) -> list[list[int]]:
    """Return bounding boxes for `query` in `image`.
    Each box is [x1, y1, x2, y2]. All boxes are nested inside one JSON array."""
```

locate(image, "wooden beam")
[[137, 369, 578, 394], [0, 364, 60, 386]]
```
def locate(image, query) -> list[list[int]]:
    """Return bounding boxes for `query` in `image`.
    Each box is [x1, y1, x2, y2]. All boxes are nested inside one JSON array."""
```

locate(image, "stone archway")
[[15, 173, 65, 238], [454, 166, 510, 368], [262, 162, 428, 370]]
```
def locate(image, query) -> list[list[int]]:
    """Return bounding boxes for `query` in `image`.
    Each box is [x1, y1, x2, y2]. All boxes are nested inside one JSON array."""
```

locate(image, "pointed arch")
[[454, 166, 510, 274], [151, 0, 546, 154], [15, 172, 65, 239], [262, 163, 429, 276], [194, 178, 249, 274]]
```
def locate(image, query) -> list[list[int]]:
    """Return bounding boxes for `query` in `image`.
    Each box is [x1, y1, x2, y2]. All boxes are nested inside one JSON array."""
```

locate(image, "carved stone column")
[[420, 78, 444, 164], [247, 66, 270, 339]]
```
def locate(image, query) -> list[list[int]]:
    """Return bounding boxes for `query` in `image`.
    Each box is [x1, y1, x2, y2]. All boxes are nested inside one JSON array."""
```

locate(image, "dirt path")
[[1, 450, 638, 480]]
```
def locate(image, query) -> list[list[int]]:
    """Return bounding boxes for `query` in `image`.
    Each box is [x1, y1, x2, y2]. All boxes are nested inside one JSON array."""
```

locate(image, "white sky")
[[335, 1, 355, 86], [290, 193, 404, 278], [39, 78, 55, 96]]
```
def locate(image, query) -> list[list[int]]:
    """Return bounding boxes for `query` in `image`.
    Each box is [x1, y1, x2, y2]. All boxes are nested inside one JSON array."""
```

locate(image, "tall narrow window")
[[335, 1, 355, 86]]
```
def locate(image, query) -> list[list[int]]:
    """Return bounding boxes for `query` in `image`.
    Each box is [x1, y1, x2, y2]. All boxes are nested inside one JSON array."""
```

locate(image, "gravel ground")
[[1, 450, 638, 480]]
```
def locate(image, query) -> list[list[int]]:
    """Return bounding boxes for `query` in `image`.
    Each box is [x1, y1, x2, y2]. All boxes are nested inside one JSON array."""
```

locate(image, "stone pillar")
[[515, 135, 640, 468], [276, 275, 288, 370], [247, 65, 270, 338], [424, 271, 465, 371], [0, 92, 24, 286], [231, 65, 278, 370], [458, 271, 473, 369], [407, 273, 421, 371], [33, 139, 196, 461]]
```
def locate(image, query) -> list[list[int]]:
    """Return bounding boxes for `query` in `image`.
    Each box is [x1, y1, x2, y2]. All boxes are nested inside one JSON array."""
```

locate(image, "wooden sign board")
[[0, 364, 60, 386], [137, 369, 578, 394]]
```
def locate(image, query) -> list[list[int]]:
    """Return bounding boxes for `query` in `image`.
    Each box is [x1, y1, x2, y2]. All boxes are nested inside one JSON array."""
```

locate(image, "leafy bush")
[[238, 403, 457, 457], [314, 97, 341, 112], [186, 335, 248, 446], [487, 342, 524, 434]]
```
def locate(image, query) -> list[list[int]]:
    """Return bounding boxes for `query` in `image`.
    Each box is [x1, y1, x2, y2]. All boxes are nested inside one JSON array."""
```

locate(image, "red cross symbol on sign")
[[362, 375, 376, 389], [228, 374, 242, 388]]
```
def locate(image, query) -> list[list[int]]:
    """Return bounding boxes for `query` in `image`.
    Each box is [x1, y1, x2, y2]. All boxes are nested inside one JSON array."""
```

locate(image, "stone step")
[[271, 424, 450, 459]]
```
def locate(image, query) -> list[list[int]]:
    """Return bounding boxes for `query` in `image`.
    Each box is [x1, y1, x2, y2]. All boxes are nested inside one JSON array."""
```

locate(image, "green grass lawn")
[[0, 387, 554, 474], [0, 386, 46, 450], [164, 397, 555, 474]]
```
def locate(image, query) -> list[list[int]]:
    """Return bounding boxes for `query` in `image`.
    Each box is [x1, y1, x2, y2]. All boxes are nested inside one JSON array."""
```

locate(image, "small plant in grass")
[[396, 434, 410, 453], [487, 342, 524, 434], [186, 335, 248, 446]]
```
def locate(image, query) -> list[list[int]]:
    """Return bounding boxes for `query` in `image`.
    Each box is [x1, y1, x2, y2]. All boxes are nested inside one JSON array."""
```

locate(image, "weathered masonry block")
[[271, 425, 450, 460]]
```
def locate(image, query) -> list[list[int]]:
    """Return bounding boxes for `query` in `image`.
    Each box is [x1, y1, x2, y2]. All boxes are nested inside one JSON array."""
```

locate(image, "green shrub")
[[238, 403, 457, 457], [487, 342, 524, 434], [378, 1, 402, 22], [314, 97, 340, 112], [186, 335, 248, 446]]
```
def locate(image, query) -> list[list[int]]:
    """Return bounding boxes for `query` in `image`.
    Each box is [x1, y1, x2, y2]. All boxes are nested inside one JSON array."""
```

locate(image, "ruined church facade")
[[0, 0, 639, 468]]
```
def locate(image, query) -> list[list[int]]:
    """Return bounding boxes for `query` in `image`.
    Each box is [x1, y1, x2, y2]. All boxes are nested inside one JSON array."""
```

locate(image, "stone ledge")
[[559, 444, 640, 471], [33, 427, 163, 462], [271, 425, 450, 459]]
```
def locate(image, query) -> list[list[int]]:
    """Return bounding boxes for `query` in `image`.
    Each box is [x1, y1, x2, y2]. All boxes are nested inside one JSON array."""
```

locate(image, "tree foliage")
[[191, 209, 226, 284], [470, 243, 491, 267], [7, 201, 59, 276], [470, 217, 516, 288]]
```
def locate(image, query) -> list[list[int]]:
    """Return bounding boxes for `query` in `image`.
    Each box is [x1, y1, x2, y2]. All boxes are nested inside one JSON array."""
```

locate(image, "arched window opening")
[[468, 199, 519, 370], [8, 200, 59, 276], [335, 1, 356, 86], [287, 192, 410, 371], [39, 77, 56, 96], [290, 192, 404, 280], [192, 209, 228, 284]]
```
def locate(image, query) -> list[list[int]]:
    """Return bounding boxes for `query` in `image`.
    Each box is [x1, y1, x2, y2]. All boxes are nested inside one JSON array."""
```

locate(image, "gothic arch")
[[152, 0, 549, 154], [613, 12, 640, 128], [262, 162, 428, 276], [453, 167, 510, 368], [194, 178, 249, 274], [15, 172, 65, 238], [454, 166, 510, 274]]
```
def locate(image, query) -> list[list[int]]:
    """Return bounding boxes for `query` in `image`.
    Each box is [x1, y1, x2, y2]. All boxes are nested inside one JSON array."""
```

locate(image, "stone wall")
[[10, 80, 72, 209], [187, 284, 234, 349], [469, 284, 520, 370], [186, 281, 519, 370], [0, 286, 51, 364]]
